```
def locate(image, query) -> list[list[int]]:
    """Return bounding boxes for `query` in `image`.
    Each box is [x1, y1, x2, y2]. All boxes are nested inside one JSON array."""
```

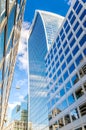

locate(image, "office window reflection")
[[70, 108, 79, 121], [58, 118, 64, 128], [64, 114, 71, 125], [75, 87, 84, 99], [68, 94, 75, 105]]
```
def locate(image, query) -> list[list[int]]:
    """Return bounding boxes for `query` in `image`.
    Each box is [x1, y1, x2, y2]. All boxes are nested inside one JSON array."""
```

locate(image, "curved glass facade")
[[28, 10, 64, 130]]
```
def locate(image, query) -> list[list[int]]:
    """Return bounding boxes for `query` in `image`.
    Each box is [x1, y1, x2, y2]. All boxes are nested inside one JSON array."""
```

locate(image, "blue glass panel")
[[70, 15, 76, 25], [70, 38, 76, 48], [76, 4, 83, 15], [63, 71, 69, 81], [56, 61, 59, 69], [53, 43, 56, 49], [80, 9, 86, 21], [62, 100, 68, 110], [65, 24, 70, 34], [51, 54, 53, 60], [0, 30, 4, 62], [52, 61, 54, 67], [60, 29, 63, 36], [67, 54, 72, 64], [61, 33, 65, 41], [65, 46, 70, 56], [60, 88, 65, 97], [75, 54, 83, 66], [57, 41, 61, 48], [79, 34, 86, 46], [82, 0, 86, 3], [64, 20, 68, 29], [60, 54, 64, 62], [54, 48, 57, 54], [62, 62, 66, 71], [73, 0, 79, 10], [68, 94, 75, 105], [59, 48, 62, 55], [65, 81, 72, 91], [68, 11, 73, 19], [55, 55, 58, 61], [76, 27, 83, 38], [71, 73, 79, 85], [72, 45, 79, 56], [68, 32, 73, 41], [63, 40, 67, 48], [83, 20, 86, 27], [73, 21, 79, 31], [57, 69, 61, 77], [69, 63, 75, 74]]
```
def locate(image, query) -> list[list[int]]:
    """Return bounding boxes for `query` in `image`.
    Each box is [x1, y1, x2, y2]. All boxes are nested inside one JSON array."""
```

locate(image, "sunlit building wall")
[[0, 0, 26, 129], [45, 0, 86, 130], [28, 10, 64, 130]]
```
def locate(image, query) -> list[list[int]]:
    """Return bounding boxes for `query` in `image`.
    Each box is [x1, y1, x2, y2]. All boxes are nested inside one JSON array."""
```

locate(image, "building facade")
[[45, 0, 86, 130], [28, 10, 64, 130], [0, 0, 26, 129]]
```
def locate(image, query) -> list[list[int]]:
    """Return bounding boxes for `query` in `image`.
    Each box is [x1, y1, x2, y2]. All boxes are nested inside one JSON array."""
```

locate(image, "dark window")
[[53, 43, 56, 49], [79, 102, 86, 116], [60, 54, 64, 62], [75, 127, 82, 130], [79, 34, 86, 47], [51, 54, 53, 60], [83, 82, 86, 91], [73, 0, 79, 10], [64, 114, 71, 125], [70, 37, 76, 48], [68, 32, 73, 40], [60, 29, 63, 36], [63, 71, 69, 81], [76, 27, 83, 38], [65, 24, 70, 34], [65, 46, 70, 56], [68, 11, 73, 19], [53, 67, 55, 74], [68, 94, 75, 105], [52, 61, 54, 67], [59, 77, 63, 84], [63, 40, 67, 48], [50, 49, 53, 54], [76, 4, 83, 15], [75, 54, 83, 66], [62, 62, 66, 71], [70, 15, 76, 25], [67, 54, 72, 64], [69, 63, 75, 74], [83, 48, 86, 56], [80, 9, 86, 21], [72, 45, 79, 56], [73, 21, 79, 31], [75, 87, 84, 99], [82, 0, 86, 3], [58, 118, 64, 128], [56, 36, 59, 43], [55, 55, 58, 61]]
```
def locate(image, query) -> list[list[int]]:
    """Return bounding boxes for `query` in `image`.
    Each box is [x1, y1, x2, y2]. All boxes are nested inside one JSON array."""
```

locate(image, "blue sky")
[[8, 0, 71, 120]]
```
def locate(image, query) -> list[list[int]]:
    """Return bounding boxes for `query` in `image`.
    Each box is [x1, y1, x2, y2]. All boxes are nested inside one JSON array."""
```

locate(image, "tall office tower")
[[28, 10, 64, 130], [45, 0, 86, 130], [0, 0, 26, 129]]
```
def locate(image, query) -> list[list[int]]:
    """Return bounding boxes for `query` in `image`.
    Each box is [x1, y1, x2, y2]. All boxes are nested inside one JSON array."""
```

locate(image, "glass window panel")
[[69, 63, 75, 74], [67, 54, 72, 64], [70, 15, 76, 25], [62, 62, 66, 71], [73, 21, 79, 31], [60, 88, 65, 97], [84, 126, 86, 130], [75, 127, 82, 130], [63, 70, 69, 81], [59, 48, 62, 55], [82, 0, 86, 3], [60, 29, 64, 36], [63, 40, 67, 48], [70, 108, 79, 121], [64, 20, 68, 29], [54, 48, 57, 55], [68, 11, 73, 19], [65, 46, 70, 56], [79, 34, 86, 47], [0, 1, 6, 23], [0, 30, 4, 62], [80, 9, 86, 21], [62, 100, 68, 110], [76, 27, 83, 38], [83, 20, 86, 27], [73, 0, 79, 10], [75, 87, 84, 99], [56, 61, 59, 69], [79, 102, 86, 116], [71, 73, 79, 85], [64, 114, 71, 125], [55, 54, 58, 61], [76, 4, 83, 15], [65, 24, 70, 34], [75, 54, 83, 66], [68, 32, 73, 41], [83, 82, 86, 91], [61, 33, 65, 41], [65, 81, 72, 91], [70, 37, 76, 48], [57, 41, 61, 48], [60, 54, 64, 62], [57, 69, 61, 77], [72, 45, 79, 56], [68, 94, 75, 105]]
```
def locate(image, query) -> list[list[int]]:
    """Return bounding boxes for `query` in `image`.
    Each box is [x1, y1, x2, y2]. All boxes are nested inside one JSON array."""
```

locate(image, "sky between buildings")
[[8, 0, 71, 120]]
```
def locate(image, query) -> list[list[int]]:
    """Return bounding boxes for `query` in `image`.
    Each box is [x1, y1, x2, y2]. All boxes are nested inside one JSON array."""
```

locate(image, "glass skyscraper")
[[0, 0, 26, 129], [45, 0, 86, 130], [28, 10, 64, 130]]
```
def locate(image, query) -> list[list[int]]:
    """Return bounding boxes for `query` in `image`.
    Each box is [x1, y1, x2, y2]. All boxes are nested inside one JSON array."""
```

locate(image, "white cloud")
[[16, 78, 28, 87], [17, 22, 31, 72], [64, 0, 73, 5], [8, 102, 20, 110]]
